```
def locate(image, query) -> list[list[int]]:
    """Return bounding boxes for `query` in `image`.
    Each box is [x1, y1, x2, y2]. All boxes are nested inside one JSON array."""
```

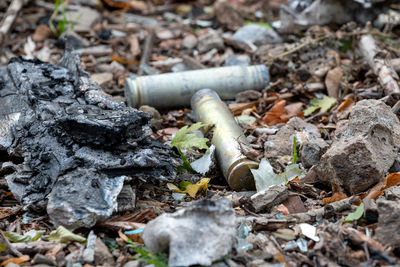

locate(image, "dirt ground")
[[1, 0, 400, 266]]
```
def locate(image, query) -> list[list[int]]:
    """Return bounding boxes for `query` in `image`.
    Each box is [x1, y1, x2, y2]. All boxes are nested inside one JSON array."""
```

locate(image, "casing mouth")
[[227, 158, 258, 191]]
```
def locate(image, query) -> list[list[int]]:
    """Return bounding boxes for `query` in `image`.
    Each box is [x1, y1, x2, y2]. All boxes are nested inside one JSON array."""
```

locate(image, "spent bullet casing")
[[191, 89, 258, 191], [125, 65, 269, 109]]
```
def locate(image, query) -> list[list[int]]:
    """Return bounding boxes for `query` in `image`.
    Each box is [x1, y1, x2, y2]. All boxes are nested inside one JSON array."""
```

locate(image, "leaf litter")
[[1, 0, 400, 266]]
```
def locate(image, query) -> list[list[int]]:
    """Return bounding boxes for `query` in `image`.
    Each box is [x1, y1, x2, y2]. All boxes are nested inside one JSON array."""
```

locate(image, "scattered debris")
[[142, 198, 236, 266], [248, 185, 288, 213]]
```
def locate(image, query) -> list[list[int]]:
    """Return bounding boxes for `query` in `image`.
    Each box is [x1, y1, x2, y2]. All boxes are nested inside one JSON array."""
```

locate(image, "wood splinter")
[[359, 34, 400, 96]]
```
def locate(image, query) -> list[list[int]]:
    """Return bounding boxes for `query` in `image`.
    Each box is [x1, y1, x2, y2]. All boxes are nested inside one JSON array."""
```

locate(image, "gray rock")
[[197, 30, 224, 53], [94, 238, 115, 266], [82, 231, 97, 263], [248, 185, 288, 212], [122, 261, 140, 267], [182, 34, 197, 49], [142, 198, 236, 267], [225, 54, 251, 66], [47, 172, 125, 230], [5, 263, 20, 267], [116, 184, 136, 212], [235, 90, 262, 103], [264, 117, 322, 159], [300, 138, 329, 168], [375, 199, 400, 249], [232, 24, 282, 47], [315, 100, 400, 194], [64, 7, 101, 32], [33, 254, 57, 266], [384, 185, 400, 200]]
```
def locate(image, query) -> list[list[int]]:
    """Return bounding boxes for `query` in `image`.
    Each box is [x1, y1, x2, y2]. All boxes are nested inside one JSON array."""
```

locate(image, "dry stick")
[[0, 231, 23, 257], [138, 32, 154, 76], [359, 34, 400, 96], [0, 0, 27, 49]]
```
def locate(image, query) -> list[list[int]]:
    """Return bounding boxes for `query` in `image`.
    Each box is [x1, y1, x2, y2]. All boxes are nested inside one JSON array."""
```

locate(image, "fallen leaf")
[[0, 243, 5, 251], [263, 100, 286, 125], [277, 204, 289, 215], [384, 172, 400, 189], [344, 202, 364, 223], [337, 97, 355, 112], [32, 24, 53, 42], [4, 230, 45, 243], [170, 122, 209, 151], [322, 192, 348, 204], [167, 178, 210, 198], [325, 67, 342, 99], [304, 95, 337, 116], [48, 226, 86, 243], [263, 100, 303, 126], [1, 255, 29, 266]]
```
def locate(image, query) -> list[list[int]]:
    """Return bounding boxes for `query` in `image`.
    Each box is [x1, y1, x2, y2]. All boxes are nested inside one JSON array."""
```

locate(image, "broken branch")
[[359, 34, 400, 96]]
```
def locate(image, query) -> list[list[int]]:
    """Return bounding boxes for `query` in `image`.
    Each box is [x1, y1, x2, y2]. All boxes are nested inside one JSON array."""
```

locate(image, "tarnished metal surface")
[[125, 65, 269, 109], [191, 89, 258, 191]]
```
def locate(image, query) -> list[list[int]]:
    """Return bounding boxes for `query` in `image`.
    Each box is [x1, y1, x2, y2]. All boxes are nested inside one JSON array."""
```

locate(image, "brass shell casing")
[[125, 65, 269, 109], [191, 89, 258, 191]]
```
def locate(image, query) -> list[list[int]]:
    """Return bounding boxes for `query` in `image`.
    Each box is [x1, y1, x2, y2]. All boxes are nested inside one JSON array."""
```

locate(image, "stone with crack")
[[375, 199, 400, 249], [0, 51, 178, 229], [315, 99, 400, 194], [142, 198, 236, 267]]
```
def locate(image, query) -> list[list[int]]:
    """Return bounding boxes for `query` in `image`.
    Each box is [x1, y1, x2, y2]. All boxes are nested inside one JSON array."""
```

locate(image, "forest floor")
[[1, 0, 400, 266]]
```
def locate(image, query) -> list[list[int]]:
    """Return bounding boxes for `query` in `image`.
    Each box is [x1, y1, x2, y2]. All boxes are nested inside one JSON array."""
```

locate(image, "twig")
[[138, 32, 154, 76], [0, 231, 23, 257], [359, 34, 400, 96], [287, 196, 359, 224], [0, 0, 27, 49], [266, 35, 330, 64]]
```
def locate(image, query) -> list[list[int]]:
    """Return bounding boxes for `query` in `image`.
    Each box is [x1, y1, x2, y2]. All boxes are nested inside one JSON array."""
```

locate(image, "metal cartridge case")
[[125, 65, 269, 109], [191, 89, 258, 191]]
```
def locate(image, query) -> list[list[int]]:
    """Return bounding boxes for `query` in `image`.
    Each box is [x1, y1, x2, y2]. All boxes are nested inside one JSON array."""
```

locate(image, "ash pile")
[[0, 51, 178, 229]]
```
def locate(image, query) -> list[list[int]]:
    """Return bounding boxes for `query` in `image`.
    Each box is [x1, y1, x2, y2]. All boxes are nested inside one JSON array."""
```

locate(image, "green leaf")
[[3, 230, 45, 243], [304, 95, 336, 116], [48, 226, 86, 243], [245, 21, 272, 29], [344, 203, 364, 223], [170, 122, 209, 151], [0, 242, 6, 251], [176, 148, 194, 172]]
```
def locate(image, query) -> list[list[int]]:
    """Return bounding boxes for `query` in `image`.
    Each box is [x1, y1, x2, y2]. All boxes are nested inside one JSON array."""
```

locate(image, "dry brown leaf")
[[1, 255, 29, 266], [338, 97, 355, 112], [263, 100, 303, 126], [322, 192, 348, 204], [263, 100, 286, 125], [102, 0, 148, 11], [32, 24, 53, 42], [384, 172, 400, 189], [325, 67, 342, 99], [276, 204, 290, 215]]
